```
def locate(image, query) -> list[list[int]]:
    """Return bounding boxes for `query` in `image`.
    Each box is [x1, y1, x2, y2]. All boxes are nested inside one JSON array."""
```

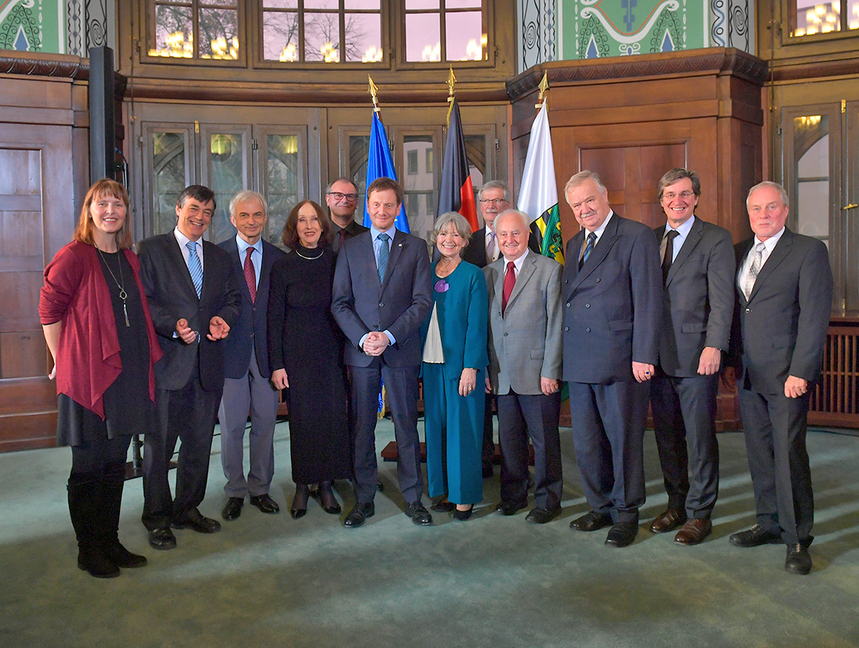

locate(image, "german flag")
[[437, 97, 478, 232]]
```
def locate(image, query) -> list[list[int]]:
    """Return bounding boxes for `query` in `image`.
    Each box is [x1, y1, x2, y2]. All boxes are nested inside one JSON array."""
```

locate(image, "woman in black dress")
[[268, 200, 351, 519], [39, 179, 161, 578]]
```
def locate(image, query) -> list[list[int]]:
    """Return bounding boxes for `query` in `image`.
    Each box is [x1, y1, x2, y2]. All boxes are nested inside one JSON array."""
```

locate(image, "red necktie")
[[502, 261, 516, 315], [244, 247, 257, 303]]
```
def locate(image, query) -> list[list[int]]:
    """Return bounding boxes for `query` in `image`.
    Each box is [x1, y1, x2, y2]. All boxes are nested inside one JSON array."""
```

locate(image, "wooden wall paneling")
[[0, 70, 86, 451]]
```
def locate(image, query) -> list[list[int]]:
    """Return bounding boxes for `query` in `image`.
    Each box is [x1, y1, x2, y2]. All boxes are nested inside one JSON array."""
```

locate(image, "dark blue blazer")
[[561, 212, 662, 384], [331, 229, 432, 368], [218, 236, 285, 379]]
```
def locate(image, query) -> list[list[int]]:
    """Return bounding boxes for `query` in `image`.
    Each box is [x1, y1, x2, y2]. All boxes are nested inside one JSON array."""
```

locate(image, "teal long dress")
[[421, 260, 488, 505]]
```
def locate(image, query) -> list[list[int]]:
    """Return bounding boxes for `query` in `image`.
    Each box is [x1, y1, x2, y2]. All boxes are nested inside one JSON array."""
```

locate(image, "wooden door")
[[0, 123, 78, 451]]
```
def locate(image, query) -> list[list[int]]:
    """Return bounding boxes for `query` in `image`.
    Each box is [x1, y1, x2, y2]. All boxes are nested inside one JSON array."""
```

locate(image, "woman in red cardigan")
[[40, 179, 161, 578]]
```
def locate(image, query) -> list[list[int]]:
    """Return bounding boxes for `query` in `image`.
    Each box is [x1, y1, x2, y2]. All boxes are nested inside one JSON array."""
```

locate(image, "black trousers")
[[650, 372, 719, 518], [738, 387, 813, 545], [497, 390, 562, 511]]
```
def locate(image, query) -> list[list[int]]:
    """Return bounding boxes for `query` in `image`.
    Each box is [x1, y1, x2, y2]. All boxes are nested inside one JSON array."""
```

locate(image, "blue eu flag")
[[363, 112, 409, 233]]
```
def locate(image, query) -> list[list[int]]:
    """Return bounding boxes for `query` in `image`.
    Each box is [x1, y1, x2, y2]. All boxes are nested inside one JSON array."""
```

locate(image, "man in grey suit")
[[562, 170, 662, 548], [464, 181, 542, 478], [728, 181, 832, 575], [218, 191, 285, 522], [332, 177, 433, 528], [648, 168, 735, 545], [327, 178, 368, 253], [485, 209, 564, 524], [138, 185, 241, 550]]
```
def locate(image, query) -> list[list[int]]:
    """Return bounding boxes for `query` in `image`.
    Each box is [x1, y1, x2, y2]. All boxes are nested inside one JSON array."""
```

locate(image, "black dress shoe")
[[453, 505, 474, 521], [405, 501, 433, 526], [250, 494, 280, 514], [290, 484, 309, 519], [494, 500, 528, 516], [222, 497, 244, 521], [431, 499, 455, 512], [148, 526, 177, 550], [343, 502, 375, 528], [172, 508, 221, 534], [570, 511, 613, 532], [314, 481, 342, 515], [729, 524, 783, 547], [605, 521, 639, 547], [785, 544, 812, 575], [526, 506, 562, 524]]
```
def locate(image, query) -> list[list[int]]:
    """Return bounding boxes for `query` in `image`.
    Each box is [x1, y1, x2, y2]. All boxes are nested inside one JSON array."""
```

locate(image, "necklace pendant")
[[123, 302, 130, 327]]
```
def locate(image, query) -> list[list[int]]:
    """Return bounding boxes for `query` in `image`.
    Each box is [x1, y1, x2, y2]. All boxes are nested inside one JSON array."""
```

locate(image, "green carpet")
[[1, 422, 858, 648]]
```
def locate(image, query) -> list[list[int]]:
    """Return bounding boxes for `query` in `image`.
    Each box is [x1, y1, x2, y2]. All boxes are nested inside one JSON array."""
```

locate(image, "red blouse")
[[39, 241, 162, 419]]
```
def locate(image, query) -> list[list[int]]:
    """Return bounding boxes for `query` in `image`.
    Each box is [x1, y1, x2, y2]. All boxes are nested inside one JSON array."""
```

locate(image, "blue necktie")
[[186, 240, 203, 297], [580, 232, 596, 269], [377, 232, 390, 283]]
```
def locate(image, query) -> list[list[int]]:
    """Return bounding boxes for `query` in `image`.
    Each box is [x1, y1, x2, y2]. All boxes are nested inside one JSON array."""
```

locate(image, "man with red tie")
[[218, 191, 285, 522], [484, 209, 564, 524]]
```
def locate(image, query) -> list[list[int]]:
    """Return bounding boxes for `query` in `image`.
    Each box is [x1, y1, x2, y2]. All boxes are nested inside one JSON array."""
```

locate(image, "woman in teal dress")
[[422, 212, 488, 520]]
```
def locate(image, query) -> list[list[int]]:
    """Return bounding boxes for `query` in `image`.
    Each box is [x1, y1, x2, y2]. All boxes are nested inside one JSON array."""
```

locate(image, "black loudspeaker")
[[88, 46, 115, 182]]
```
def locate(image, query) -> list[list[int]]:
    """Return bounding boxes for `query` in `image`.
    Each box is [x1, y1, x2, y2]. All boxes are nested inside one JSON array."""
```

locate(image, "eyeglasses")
[[327, 192, 359, 202], [479, 198, 508, 206], [662, 191, 695, 201]]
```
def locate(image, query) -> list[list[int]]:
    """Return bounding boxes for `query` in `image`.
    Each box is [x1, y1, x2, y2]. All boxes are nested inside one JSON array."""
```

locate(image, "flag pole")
[[535, 71, 549, 111], [368, 75, 381, 114]]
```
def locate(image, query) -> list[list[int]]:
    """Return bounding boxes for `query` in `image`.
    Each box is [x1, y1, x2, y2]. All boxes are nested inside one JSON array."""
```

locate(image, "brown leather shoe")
[[649, 508, 687, 533], [674, 518, 712, 545]]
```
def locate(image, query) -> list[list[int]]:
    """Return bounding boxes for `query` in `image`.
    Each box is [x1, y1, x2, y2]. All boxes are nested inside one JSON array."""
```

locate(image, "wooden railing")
[[809, 319, 859, 428]]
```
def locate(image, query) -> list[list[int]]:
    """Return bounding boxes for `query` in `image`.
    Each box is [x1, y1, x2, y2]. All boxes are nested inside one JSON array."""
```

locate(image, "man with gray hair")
[[464, 180, 539, 477], [218, 190, 285, 521], [727, 180, 832, 575], [485, 209, 564, 524], [562, 170, 662, 548]]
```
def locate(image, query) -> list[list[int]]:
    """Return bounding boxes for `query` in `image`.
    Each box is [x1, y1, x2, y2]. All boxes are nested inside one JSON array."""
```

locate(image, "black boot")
[[67, 473, 119, 578], [99, 464, 147, 569]]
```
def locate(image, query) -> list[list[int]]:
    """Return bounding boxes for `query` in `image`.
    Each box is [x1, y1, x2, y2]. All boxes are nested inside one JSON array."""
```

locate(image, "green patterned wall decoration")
[[0, 1, 64, 54], [560, 0, 708, 59]]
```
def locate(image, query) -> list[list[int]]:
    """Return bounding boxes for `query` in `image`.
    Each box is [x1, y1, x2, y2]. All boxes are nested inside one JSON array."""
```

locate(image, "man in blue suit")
[[332, 177, 433, 528], [561, 170, 662, 548], [218, 191, 285, 522]]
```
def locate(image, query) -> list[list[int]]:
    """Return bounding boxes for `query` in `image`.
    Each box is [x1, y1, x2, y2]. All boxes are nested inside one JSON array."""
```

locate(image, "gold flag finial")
[[368, 75, 380, 113], [536, 72, 549, 109], [447, 67, 457, 103]]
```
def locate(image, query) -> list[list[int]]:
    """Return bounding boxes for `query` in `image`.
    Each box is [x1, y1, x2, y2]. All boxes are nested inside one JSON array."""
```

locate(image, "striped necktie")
[[186, 240, 203, 298]]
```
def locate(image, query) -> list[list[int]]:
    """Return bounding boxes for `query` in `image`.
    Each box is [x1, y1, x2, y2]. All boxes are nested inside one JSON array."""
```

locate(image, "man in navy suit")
[[648, 169, 735, 545], [217, 191, 285, 522], [728, 181, 832, 575], [138, 185, 241, 550], [331, 177, 432, 528], [561, 170, 662, 548]]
